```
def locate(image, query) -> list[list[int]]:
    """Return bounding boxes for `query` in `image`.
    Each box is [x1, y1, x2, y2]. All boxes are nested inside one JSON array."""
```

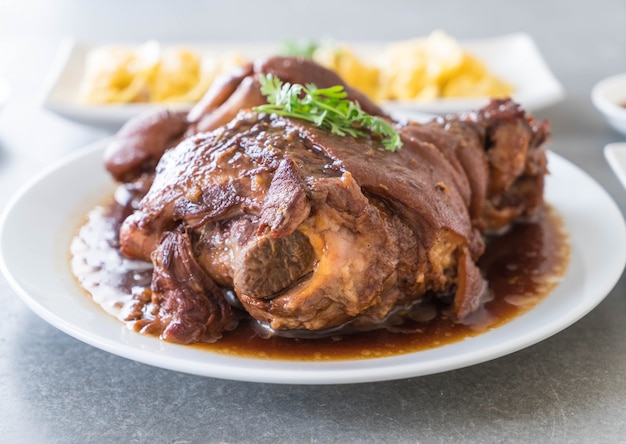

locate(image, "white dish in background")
[[40, 39, 190, 128], [0, 77, 10, 111], [1, 140, 623, 385], [592, 74, 626, 137], [41, 33, 564, 128], [604, 142, 626, 189], [385, 33, 564, 115]]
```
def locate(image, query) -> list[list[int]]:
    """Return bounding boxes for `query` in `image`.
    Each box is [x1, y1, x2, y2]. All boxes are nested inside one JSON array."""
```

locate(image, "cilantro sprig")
[[279, 39, 319, 59], [253, 74, 402, 151]]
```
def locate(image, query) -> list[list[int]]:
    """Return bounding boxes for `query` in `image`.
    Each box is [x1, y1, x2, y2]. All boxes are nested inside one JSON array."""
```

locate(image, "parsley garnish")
[[253, 74, 402, 152], [279, 39, 319, 59]]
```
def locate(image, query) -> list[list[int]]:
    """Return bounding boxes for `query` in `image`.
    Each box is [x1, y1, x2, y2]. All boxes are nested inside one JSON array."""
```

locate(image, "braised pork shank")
[[104, 57, 549, 344]]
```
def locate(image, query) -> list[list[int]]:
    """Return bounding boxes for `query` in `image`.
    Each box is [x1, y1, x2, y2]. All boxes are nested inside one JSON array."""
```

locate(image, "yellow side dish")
[[311, 45, 380, 100], [78, 41, 245, 104], [312, 31, 514, 102], [78, 32, 513, 105]]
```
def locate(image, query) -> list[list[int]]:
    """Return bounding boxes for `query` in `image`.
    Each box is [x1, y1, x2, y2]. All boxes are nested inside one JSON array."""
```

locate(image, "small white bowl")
[[591, 73, 626, 137], [0, 77, 10, 111]]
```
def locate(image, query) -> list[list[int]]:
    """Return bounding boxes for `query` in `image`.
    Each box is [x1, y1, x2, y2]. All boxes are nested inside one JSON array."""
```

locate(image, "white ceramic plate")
[[0, 77, 10, 111], [41, 33, 564, 128], [604, 142, 626, 189], [1, 140, 624, 384]]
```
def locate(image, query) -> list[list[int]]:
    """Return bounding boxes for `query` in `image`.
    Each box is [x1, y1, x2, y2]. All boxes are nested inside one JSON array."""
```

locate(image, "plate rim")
[[1, 140, 624, 384]]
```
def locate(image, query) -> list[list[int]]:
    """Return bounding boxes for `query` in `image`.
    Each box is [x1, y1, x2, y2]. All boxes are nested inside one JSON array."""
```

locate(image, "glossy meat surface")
[[118, 109, 546, 339], [105, 57, 548, 343]]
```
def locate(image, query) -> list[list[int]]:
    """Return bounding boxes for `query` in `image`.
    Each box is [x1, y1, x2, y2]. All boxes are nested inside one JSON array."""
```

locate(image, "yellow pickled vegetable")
[[78, 41, 245, 105]]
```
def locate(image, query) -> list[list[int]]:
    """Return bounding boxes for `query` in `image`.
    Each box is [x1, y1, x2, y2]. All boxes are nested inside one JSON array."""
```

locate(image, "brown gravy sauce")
[[71, 191, 570, 362]]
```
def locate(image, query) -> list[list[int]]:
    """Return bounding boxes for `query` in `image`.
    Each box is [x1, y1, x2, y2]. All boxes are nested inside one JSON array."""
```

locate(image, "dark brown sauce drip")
[[71, 193, 570, 362]]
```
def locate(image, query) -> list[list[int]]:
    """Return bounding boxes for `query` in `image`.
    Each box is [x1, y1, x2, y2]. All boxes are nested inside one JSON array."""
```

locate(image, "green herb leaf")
[[279, 40, 319, 59], [253, 74, 402, 151]]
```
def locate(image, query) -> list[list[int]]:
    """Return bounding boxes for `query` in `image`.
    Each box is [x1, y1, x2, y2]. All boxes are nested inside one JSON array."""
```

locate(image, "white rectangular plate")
[[604, 143, 626, 190], [41, 34, 564, 128]]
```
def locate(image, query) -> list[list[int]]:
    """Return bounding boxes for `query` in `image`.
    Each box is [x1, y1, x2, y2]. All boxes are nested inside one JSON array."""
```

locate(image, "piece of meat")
[[188, 56, 385, 134], [405, 99, 549, 232], [104, 109, 188, 182], [105, 56, 386, 184], [252, 56, 383, 116], [105, 56, 549, 343], [133, 229, 236, 343], [461, 100, 549, 231], [118, 101, 547, 338], [186, 63, 254, 123]]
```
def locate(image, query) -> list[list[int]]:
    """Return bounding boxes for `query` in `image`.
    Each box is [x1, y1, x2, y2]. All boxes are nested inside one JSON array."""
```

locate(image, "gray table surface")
[[1, 0, 625, 442]]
